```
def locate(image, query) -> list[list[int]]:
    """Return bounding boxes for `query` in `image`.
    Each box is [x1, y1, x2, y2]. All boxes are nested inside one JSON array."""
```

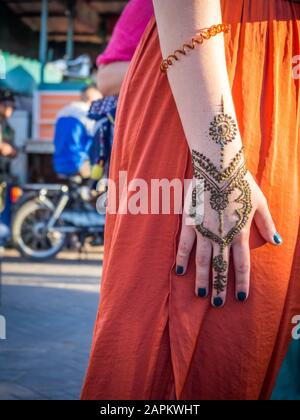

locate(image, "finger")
[[211, 245, 230, 308], [254, 199, 283, 246], [195, 233, 212, 298], [175, 223, 196, 276], [232, 231, 251, 302]]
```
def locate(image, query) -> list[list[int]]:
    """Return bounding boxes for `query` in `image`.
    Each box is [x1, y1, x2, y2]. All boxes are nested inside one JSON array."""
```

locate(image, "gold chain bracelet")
[[160, 23, 231, 73]]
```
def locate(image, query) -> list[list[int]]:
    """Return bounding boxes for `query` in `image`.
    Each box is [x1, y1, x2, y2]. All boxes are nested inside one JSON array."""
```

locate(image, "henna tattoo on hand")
[[191, 97, 252, 295], [209, 113, 238, 147], [212, 255, 228, 294]]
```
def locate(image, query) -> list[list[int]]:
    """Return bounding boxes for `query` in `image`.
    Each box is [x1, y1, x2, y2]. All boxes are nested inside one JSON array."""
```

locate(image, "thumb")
[[254, 200, 283, 246]]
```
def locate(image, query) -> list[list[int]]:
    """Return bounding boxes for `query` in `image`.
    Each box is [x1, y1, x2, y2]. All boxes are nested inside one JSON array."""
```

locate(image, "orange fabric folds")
[[81, 0, 300, 400]]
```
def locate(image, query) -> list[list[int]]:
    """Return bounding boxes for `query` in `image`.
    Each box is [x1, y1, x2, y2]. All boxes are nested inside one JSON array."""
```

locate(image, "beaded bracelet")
[[160, 23, 231, 73]]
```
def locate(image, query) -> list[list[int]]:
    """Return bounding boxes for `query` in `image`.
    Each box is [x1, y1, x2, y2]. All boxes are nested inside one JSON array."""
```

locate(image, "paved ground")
[[0, 247, 102, 400], [0, 247, 299, 400]]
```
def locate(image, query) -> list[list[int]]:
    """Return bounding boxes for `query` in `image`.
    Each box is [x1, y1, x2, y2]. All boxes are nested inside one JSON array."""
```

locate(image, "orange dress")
[[81, 0, 300, 400]]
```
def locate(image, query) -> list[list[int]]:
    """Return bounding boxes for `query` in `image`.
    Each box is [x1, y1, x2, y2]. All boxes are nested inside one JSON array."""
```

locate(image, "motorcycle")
[[12, 177, 106, 261]]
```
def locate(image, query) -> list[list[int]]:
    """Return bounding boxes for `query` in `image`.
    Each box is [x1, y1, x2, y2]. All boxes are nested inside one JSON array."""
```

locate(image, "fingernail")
[[176, 266, 184, 275], [273, 232, 283, 245], [213, 297, 223, 308], [237, 292, 247, 302], [198, 288, 207, 298]]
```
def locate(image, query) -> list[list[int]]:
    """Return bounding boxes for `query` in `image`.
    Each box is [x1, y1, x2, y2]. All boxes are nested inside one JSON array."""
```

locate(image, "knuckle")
[[235, 262, 250, 274], [265, 219, 274, 230], [235, 229, 249, 243], [177, 242, 190, 258], [260, 221, 273, 235], [196, 253, 210, 267]]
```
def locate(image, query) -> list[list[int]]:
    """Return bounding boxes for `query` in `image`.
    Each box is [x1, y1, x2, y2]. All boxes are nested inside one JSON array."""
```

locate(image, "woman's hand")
[[175, 171, 282, 308], [153, 0, 283, 307]]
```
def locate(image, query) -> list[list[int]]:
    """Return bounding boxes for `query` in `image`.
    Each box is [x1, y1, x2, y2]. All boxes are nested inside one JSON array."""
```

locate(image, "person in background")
[[53, 85, 102, 179], [0, 89, 17, 161], [0, 88, 17, 242], [88, 0, 153, 182], [96, 0, 153, 96]]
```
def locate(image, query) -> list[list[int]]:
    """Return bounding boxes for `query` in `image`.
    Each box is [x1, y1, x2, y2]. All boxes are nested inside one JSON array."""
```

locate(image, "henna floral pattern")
[[209, 113, 238, 146], [190, 98, 252, 295], [212, 255, 228, 273], [212, 255, 228, 294], [210, 191, 229, 211]]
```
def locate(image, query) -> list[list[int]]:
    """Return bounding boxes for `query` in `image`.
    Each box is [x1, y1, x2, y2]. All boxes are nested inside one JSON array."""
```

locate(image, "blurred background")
[[0, 0, 126, 401], [0, 0, 299, 401], [0, 0, 126, 186]]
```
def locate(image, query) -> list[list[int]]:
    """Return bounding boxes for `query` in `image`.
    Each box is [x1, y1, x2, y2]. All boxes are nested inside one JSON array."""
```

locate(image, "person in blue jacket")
[[53, 85, 102, 179]]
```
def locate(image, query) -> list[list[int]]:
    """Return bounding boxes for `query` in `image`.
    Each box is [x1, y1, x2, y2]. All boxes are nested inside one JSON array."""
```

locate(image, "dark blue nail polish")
[[198, 288, 207, 298], [213, 297, 223, 307], [176, 266, 184, 275], [237, 292, 247, 302], [274, 232, 283, 245]]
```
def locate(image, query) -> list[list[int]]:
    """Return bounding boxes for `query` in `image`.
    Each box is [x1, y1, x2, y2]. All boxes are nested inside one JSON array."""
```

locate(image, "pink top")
[[96, 0, 154, 66]]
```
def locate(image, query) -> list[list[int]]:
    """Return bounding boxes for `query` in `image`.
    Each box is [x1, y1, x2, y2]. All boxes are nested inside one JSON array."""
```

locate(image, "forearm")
[[153, 0, 241, 165], [97, 62, 130, 96]]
